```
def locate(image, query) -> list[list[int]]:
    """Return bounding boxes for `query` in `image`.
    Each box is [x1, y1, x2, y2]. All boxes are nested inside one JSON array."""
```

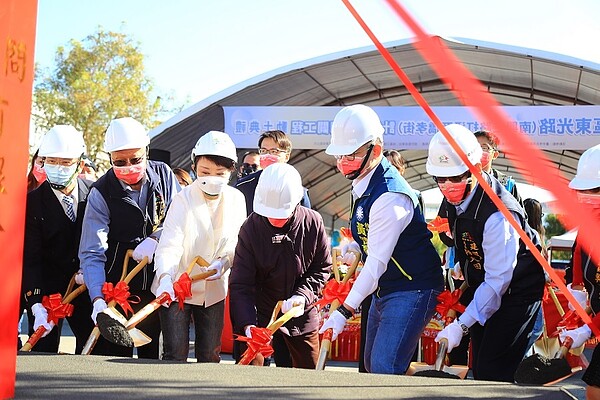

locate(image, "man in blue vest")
[[319, 104, 443, 375], [79, 117, 180, 358], [428, 124, 544, 382]]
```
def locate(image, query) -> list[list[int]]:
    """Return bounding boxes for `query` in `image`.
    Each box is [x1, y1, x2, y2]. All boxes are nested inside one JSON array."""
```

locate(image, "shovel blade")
[[129, 327, 152, 347]]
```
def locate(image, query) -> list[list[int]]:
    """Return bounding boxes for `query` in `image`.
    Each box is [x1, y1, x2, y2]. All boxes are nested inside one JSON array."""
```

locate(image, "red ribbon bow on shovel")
[[556, 309, 585, 334], [102, 281, 137, 316], [427, 216, 450, 234], [173, 273, 193, 310], [314, 279, 353, 310], [42, 293, 74, 324], [236, 326, 275, 362], [435, 288, 466, 320]]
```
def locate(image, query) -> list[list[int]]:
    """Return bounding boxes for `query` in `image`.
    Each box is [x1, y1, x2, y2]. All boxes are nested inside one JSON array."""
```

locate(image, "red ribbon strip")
[[435, 288, 465, 318], [315, 279, 353, 310], [41, 293, 74, 324], [427, 216, 450, 234], [235, 326, 274, 363], [102, 281, 136, 316], [173, 273, 192, 311]]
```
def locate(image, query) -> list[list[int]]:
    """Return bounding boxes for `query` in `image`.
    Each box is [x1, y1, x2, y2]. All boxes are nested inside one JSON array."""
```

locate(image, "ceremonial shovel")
[[100, 255, 215, 347], [21, 273, 87, 351], [81, 250, 150, 354], [406, 282, 469, 379], [315, 247, 361, 370]]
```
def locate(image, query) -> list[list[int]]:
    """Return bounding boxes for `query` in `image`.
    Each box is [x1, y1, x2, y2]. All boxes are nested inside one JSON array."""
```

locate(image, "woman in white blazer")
[[152, 131, 246, 362]]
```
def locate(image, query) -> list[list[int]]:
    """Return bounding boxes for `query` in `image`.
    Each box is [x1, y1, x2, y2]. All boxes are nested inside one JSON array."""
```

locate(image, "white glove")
[[74, 269, 85, 285], [567, 283, 588, 311], [338, 241, 361, 266], [205, 258, 224, 281], [451, 262, 463, 280], [133, 237, 158, 263], [281, 295, 305, 318], [318, 309, 347, 341], [91, 298, 108, 325], [244, 325, 256, 338], [31, 303, 55, 337], [435, 320, 464, 352], [560, 324, 592, 349], [156, 275, 175, 307]]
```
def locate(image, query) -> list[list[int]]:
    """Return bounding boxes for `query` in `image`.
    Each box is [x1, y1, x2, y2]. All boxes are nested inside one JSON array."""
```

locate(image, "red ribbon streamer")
[[427, 216, 450, 234], [41, 293, 74, 324], [235, 326, 274, 364], [435, 289, 465, 318], [102, 281, 135, 316], [173, 273, 192, 311], [315, 279, 353, 310]]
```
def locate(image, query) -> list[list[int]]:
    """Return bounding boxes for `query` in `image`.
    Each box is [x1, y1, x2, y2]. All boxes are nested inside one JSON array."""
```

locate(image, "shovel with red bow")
[[315, 246, 361, 370], [236, 300, 302, 365], [20, 273, 88, 351], [81, 249, 150, 354]]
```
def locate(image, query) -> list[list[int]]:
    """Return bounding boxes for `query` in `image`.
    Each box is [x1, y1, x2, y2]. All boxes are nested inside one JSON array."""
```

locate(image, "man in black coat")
[[22, 125, 96, 354]]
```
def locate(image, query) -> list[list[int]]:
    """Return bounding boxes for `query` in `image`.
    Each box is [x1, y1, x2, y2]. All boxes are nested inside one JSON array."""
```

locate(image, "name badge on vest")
[[272, 234, 287, 244]]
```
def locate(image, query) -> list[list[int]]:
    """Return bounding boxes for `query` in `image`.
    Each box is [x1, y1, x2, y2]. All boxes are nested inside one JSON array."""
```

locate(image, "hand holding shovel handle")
[[124, 256, 213, 330], [21, 274, 87, 351], [238, 300, 301, 365], [315, 248, 361, 370], [81, 250, 148, 355]]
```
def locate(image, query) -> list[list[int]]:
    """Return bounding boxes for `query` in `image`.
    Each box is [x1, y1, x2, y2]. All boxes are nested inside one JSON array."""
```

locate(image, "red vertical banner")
[[0, 0, 38, 398]]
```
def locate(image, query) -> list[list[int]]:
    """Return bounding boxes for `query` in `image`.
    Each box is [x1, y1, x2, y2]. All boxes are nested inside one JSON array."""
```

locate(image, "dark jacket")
[[229, 206, 331, 336], [22, 178, 93, 305], [235, 169, 311, 216], [447, 173, 545, 305]]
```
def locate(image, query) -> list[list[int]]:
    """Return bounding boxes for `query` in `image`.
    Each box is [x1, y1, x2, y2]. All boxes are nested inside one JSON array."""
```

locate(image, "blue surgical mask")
[[43, 164, 79, 190]]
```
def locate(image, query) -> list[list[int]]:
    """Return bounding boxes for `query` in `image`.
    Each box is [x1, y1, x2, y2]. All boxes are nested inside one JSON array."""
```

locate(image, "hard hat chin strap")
[[344, 144, 374, 180]]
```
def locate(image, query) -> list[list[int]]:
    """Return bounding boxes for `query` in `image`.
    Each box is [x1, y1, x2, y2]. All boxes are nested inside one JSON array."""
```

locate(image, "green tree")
[[33, 28, 162, 168], [544, 213, 567, 240]]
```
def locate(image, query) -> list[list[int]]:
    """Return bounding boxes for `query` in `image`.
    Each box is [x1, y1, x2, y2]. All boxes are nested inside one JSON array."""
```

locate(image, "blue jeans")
[[159, 300, 224, 362], [364, 288, 441, 374]]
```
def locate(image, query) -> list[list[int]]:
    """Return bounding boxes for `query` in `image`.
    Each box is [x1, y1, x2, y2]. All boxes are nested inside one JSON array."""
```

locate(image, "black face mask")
[[238, 163, 258, 178]]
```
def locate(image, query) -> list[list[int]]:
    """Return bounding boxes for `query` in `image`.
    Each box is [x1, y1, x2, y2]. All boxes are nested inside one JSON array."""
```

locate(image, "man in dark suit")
[[22, 125, 96, 354]]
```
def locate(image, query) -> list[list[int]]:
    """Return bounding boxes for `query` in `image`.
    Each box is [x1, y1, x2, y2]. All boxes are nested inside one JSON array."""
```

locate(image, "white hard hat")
[[325, 104, 384, 156], [103, 117, 150, 152], [190, 131, 237, 163], [38, 125, 86, 158], [426, 124, 483, 177], [254, 163, 304, 219], [569, 144, 600, 190]]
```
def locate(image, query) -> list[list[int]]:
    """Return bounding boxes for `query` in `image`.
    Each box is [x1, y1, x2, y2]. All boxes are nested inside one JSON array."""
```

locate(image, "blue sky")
[[35, 0, 600, 113]]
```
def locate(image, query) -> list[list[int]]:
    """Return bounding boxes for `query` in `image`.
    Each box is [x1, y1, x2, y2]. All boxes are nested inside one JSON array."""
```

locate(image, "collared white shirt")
[[454, 183, 521, 328], [345, 162, 414, 309], [51, 184, 79, 218]]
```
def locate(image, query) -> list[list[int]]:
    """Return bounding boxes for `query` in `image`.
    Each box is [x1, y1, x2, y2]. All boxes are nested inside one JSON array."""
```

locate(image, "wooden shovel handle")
[[125, 292, 170, 330]]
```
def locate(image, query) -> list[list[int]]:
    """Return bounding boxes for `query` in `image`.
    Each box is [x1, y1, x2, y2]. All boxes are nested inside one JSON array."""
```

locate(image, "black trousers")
[[26, 293, 96, 354], [92, 289, 161, 359], [470, 299, 541, 382]]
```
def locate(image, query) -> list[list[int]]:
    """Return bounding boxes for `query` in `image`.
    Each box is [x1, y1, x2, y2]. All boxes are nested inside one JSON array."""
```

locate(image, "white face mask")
[[198, 175, 229, 196]]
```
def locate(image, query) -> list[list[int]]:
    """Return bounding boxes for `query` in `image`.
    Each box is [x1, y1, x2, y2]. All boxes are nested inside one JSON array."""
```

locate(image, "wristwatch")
[[337, 305, 353, 320], [456, 318, 469, 336]]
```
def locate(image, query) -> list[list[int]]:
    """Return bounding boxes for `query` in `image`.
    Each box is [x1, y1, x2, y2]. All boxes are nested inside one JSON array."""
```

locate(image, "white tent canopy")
[[549, 229, 577, 249]]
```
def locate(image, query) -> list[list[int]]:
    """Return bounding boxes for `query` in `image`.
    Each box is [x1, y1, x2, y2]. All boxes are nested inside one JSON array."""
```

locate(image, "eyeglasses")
[[480, 144, 496, 152], [258, 148, 287, 156], [433, 171, 472, 184], [43, 158, 79, 167], [335, 143, 373, 161], [112, 156, 145, 167]]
